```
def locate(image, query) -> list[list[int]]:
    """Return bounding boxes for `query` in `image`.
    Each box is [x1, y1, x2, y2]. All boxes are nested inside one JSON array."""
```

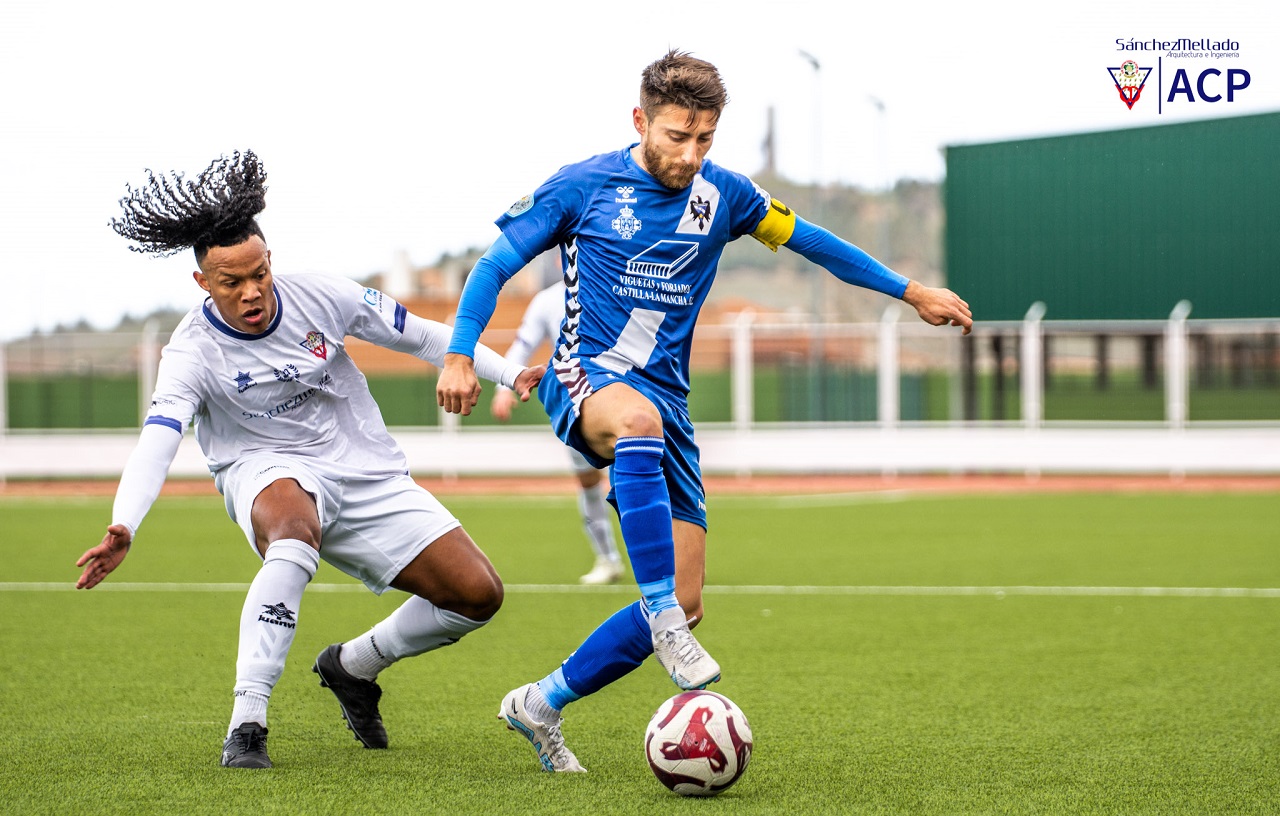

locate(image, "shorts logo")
[[300, 331, 327, 360], [612, 205, 643, 239], [506, 194, 534, 217], [258, 602, 297, 629], [234, 371, 257, 393], [1109, 60, 1152, 109]]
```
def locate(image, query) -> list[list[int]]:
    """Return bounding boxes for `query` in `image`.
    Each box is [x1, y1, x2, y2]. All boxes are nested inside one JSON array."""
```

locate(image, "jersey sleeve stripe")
[[143, 416, 183, 433]]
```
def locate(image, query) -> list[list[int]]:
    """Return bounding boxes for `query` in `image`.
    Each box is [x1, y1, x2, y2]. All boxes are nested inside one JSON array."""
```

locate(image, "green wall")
[[945, 112, 1280, 321]]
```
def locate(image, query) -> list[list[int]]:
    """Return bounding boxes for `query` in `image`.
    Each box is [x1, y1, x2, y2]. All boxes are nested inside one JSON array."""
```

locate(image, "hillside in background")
[[14, 179, 942, 346]]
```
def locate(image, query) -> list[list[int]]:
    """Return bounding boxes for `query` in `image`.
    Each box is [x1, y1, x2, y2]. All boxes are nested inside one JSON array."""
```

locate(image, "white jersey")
[[147, 272, 521, 479], [500, 281, 566, 378]]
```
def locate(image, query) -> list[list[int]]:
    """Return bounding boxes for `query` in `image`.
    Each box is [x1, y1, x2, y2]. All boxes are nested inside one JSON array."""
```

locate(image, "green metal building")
[[944, 111, 1280, 321]]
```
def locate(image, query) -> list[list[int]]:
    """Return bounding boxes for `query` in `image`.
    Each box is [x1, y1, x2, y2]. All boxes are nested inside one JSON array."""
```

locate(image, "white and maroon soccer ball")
[[644, 690, 753, 796]]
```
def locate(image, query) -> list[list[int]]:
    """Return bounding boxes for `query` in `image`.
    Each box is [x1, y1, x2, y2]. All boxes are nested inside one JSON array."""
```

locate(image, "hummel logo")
[[258, 602, 297, 629]]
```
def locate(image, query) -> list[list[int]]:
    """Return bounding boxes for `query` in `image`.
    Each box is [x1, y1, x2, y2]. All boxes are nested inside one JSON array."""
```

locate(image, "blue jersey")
[[496, 146, 772, 399]]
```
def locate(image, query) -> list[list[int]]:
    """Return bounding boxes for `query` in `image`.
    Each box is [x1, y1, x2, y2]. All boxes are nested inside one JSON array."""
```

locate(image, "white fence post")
[[1021, 302, 1046, 428], [731, 309, 755, 433], [1165, 300, 1192, 429], [138, 320, 161, 424], [877, 303, 900, 427]]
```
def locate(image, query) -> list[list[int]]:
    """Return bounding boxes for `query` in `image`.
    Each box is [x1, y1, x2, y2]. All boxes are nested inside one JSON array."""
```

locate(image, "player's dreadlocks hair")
[[639, 49, 729, 124], [111, 150, 268, 261]]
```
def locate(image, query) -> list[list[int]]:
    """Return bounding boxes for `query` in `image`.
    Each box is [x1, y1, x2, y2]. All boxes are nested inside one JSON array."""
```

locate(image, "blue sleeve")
[[784, 217, 909, 299], [446, 233, 531, 357]]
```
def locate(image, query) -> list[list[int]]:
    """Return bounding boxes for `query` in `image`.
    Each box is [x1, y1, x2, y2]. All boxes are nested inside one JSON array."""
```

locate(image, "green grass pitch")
[[2, 489, 1277, 814]]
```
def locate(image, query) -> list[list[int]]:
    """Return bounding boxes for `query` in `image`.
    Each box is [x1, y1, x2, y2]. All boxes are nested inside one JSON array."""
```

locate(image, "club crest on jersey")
[[234, 371, 257, 393], [687, 195, 713, 232], [299, 331, 327, 360], [676, 175, 721, 235], [612, 205, 643, 239]]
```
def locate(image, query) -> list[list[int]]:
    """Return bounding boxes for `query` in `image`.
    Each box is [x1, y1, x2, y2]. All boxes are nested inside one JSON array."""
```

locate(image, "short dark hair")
[[111, 150, 267, 261], [639, 49, 729, 122]]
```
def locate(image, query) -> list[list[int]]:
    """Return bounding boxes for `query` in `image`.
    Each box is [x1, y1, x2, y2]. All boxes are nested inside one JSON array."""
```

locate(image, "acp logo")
[[1109, 60, 1152, 109], [1167, 67, 1250, 103]]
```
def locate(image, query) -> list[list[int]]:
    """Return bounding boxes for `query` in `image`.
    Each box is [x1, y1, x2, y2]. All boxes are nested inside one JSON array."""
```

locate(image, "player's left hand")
[[437, 353, 482, 415], [513, 365, 545, 402], [76, 524, 133, 589], [903, 281, 973, 335]]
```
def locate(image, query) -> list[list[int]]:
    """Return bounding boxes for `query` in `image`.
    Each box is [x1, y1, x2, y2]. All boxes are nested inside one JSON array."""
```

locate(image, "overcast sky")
[[1, 0, 1276, 339]]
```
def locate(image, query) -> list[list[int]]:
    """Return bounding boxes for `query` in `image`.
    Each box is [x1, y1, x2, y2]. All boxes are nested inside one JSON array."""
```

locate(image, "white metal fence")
[[2, 308, 1278, 478]]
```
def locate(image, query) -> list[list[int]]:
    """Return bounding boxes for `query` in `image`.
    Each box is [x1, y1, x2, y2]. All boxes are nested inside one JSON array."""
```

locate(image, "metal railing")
[[3, 309, 1278, 433]]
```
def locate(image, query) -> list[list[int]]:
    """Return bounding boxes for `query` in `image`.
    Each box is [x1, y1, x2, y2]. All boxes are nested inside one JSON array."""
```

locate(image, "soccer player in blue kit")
[[436, 50, 973, 773]]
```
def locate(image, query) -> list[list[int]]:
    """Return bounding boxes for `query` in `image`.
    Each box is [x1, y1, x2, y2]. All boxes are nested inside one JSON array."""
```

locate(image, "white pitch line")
[[3, 582, 1278, 598]]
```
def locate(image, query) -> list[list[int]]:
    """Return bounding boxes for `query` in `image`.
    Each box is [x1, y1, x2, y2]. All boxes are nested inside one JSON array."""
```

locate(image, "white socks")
[[338, 596, 489, 681], [228, 539, 318, 736], [578, 482, 620, 562]]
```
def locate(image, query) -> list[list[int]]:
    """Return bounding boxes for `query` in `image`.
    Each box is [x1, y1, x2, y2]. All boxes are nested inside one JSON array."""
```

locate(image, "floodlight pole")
[[798, 50, 825, 420]]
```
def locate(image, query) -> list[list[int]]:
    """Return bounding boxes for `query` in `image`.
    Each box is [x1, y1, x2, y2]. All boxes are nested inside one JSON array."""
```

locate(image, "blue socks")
[[612, 436, 679, 615], [535, 436, 679, 712], [541, 602, 652, 708]]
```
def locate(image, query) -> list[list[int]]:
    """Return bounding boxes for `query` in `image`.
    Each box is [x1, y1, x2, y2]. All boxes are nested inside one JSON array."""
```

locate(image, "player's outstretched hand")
[[903, 280, 973, 335], [437, 353, 481, 416], [76, 524, 132, 589], [490, 388, 517, 421], [512, 365, 545, 403]]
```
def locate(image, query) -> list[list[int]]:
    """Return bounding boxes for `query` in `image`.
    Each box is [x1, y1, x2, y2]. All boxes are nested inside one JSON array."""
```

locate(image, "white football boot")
[[650, 606, 721, 690], [579, 556, 624, 585], [498, 684, 586, 773]]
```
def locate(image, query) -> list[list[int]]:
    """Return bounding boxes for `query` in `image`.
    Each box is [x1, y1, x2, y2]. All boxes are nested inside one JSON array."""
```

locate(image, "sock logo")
[[259, 602, 297, 629]]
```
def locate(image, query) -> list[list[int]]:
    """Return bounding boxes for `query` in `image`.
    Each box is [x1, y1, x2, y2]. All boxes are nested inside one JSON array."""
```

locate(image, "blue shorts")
[[540, 362, 707, 530]]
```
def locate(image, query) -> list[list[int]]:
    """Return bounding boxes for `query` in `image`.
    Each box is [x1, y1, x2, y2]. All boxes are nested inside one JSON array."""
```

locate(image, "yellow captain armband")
[[749, 198, 797, 252]]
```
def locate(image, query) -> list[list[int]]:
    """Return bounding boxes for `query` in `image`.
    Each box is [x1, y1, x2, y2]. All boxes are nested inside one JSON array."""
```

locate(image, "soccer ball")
[[644, 690, 753, 796]]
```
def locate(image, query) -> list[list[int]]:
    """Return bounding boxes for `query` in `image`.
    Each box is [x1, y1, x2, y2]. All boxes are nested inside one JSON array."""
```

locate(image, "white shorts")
[[215, 454, 461, 594]]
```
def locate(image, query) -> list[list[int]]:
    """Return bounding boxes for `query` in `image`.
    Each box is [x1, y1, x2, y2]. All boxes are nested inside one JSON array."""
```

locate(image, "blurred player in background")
[[490, 279, 624, 585], [437, 49, 972, 773], [75, 151, 543, 769]]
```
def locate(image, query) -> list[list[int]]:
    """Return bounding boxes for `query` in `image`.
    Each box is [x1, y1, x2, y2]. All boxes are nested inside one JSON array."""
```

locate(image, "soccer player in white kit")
[[74, 151, 544, 769], [489, 280, 624, 585]]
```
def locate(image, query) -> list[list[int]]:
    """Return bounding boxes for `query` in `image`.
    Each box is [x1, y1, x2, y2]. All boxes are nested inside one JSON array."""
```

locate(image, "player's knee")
[[452, 569, 504, 621], [474, 574, 504, 620], [256, 521, 321, 555], [615, 404, 663, 440]]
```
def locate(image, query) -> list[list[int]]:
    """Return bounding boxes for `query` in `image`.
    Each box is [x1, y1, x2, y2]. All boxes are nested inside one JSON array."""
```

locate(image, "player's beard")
[[642, 140, 699, 190]]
